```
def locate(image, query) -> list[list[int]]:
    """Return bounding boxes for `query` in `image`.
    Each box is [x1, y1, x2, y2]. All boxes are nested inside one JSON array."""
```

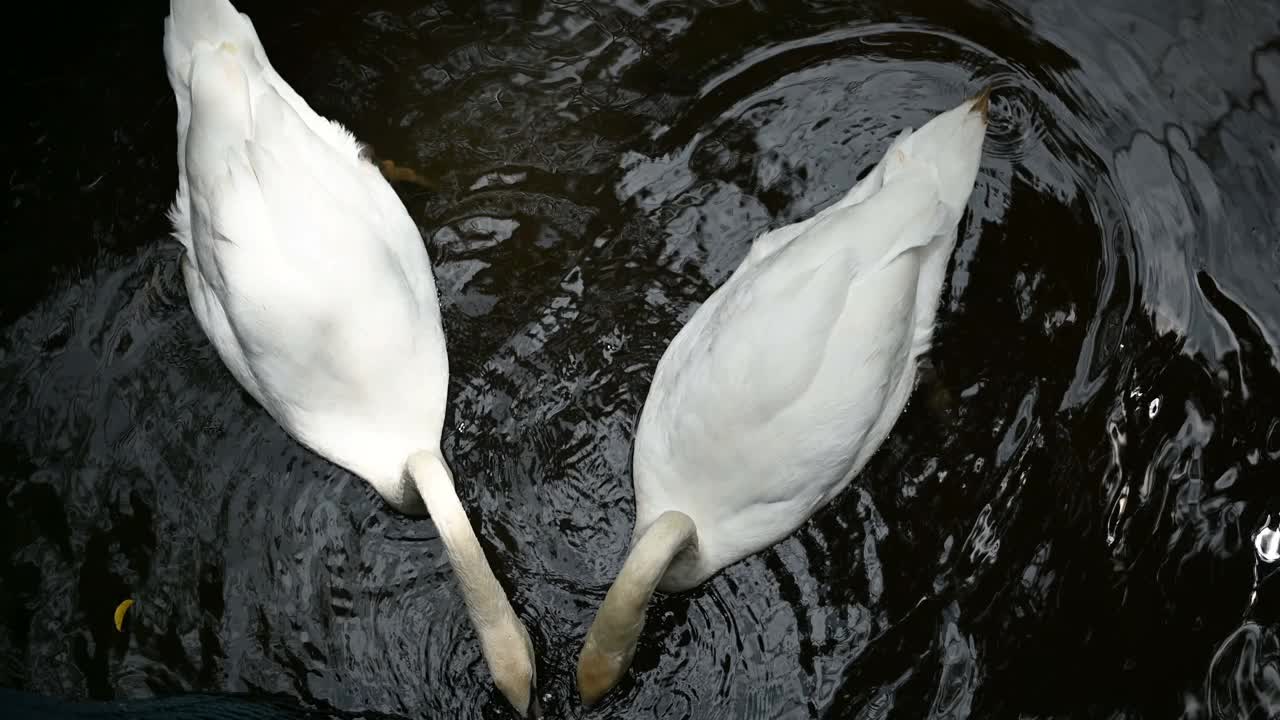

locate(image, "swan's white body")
[[163, 1, 444, 510], [162, 2, 536, 714], [579, 94, 990, 704]]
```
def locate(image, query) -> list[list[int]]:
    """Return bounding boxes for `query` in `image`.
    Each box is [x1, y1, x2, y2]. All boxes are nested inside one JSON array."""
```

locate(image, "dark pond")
[[3, 0, 1280, 718]]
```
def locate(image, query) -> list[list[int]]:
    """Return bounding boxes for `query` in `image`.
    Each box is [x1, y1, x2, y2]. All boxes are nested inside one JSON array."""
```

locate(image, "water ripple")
[[2, 0, 1279, 718]]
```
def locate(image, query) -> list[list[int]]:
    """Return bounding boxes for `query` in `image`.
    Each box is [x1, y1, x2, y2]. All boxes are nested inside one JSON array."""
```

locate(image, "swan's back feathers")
[[709, 95, 987, 421], [889, 96, 988, 347], [741, 128, 914, 273], [888, 98, 988, 220], [633, 95, 989, 582], [183, 49, 433, 384], [164, 0, 366, 251], [167, 1, 434, 305], [185, 46, 253, 178], [683, 172, 946, 427], [163, 0, 263, 251], [742, 94, 985, 273], [164, 0, 264, 86], [166, 1, 448, 493]]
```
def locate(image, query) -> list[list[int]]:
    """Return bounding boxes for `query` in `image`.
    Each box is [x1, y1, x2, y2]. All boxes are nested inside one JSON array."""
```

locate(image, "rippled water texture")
[[3, 0, 1280, 717]]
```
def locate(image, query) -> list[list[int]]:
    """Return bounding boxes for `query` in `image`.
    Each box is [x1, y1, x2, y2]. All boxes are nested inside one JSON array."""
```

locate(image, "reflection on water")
[[2, 0, 1280, 717]]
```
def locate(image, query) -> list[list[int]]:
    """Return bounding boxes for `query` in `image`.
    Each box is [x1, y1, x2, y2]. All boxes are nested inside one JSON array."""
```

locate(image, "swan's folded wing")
[[741, 129, 916, 273], [689, 173, 948, 424], [246, 82, 440, 334], [186, 85, 422, 407]]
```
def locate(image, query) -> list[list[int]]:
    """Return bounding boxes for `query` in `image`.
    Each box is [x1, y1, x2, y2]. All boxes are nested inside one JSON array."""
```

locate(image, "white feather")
[[165, 1, 447, 508], [633, 95, 990, 591], [163, 3, 536, 713]]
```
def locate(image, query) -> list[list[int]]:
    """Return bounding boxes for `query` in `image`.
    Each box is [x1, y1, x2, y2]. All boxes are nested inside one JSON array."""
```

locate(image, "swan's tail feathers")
[[164, 1, 267, 250], [163, 1, 268, 98], [882, 91, 990, 221], [167, 42, 261, 257], [971, 85, 992, 123], [189, 43, 255, 150]]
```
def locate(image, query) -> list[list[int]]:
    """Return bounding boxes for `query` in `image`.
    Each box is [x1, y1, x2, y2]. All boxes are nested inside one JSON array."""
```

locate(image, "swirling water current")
[[2, 1, 1280, 718]]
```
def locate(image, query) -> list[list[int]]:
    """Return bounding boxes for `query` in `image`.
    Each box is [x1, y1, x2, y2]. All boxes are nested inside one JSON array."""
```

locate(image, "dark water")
[[3, 0, 1280, 717]]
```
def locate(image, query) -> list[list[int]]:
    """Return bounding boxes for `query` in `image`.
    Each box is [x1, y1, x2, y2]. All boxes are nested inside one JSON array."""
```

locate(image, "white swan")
[[577, 92, 991, 704], [162, 1, 537, 715]]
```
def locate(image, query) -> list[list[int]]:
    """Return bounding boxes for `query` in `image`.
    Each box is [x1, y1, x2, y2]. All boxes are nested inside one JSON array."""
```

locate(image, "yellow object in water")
[[113, 599, 134, 631]]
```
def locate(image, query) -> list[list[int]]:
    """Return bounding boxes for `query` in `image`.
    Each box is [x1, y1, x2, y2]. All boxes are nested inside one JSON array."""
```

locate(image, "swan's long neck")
[[405, 451, 521, 638], [577, 510, 698, 705], [610, 511, 699, 614], [405, 452, 535, 716]]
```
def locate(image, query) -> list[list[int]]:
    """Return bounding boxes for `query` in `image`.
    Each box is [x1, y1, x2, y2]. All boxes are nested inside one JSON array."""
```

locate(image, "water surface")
[[2, 0, 1280, 718]]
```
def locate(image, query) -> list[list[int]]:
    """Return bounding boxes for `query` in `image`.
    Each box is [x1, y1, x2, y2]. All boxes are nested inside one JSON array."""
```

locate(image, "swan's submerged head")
[[575, 511, 699, 706], [576, 625, 635, 707], [484, 613, 540, 717], [403, 450, 539, 716]]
